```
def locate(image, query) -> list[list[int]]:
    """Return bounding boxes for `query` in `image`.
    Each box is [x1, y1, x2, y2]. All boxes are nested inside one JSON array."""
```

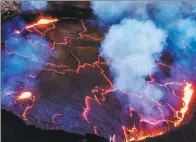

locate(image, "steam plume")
[[20, 1, 48, 12], [1, 17, 54, 108], [100, 19, 167, 94], [91, 1, 196, 117]]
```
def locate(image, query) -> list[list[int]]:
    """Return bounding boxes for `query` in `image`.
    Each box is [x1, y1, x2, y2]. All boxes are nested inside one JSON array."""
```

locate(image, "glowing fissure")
[[83, 81, 194, 142], [25, 18, 59, 29]]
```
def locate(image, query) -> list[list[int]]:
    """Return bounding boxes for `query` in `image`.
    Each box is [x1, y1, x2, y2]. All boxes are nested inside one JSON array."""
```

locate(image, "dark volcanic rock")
[[1, 109, 108, 142], [2, 109, 196, 142]]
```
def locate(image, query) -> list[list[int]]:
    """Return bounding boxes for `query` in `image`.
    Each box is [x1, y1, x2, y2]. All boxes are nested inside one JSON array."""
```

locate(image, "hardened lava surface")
[[1, 6, 196, 142]]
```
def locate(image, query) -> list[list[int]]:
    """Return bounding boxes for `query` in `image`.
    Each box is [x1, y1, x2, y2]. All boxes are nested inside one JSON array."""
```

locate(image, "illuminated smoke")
[[91, 1, 196, 139], [100, 19, 167, 94], [150, 2, 196, 82], [92, 1, 195, 80], [20, 1, 48, 12], [91, 1, 132, 24], [92, 1, 196, 95], [1, 16, 55, 108], [91, 1, 148, 24]]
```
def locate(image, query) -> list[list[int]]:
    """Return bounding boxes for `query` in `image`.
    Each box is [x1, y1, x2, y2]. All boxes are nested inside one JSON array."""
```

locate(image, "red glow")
[[52, 113, 63, 125], [94, 126, 98, 135], [22, 105, 34, 120]]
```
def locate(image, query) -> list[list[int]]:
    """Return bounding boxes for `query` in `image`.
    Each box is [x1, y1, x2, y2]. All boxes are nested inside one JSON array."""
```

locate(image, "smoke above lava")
[[100, 18, 167, 95], [92, 1, 196, 97], [1, 16, 55, 108], [91, 1, 196, 140], [20, 1, 48, 12]]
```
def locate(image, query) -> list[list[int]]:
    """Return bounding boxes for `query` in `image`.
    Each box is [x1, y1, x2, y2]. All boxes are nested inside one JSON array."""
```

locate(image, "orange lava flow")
[[25, 18, 58, 29], [123, 82, 194, 142], [174, 82, 194, 126], [82, 81, 195, 142]]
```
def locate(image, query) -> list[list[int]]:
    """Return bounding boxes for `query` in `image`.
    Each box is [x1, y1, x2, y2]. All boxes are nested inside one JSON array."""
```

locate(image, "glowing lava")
[[17, 91, 32, 101], [175, 82, 194, 126], [182, 83, 194, 110], [123, 82, 194, 142], [25, 18, 58, 29], [13, 29, 20, 34]]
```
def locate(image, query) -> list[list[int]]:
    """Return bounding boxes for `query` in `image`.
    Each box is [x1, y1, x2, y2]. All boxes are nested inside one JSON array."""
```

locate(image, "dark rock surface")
[[1, 109, 108, 142], [2, 109, 196, 142]]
